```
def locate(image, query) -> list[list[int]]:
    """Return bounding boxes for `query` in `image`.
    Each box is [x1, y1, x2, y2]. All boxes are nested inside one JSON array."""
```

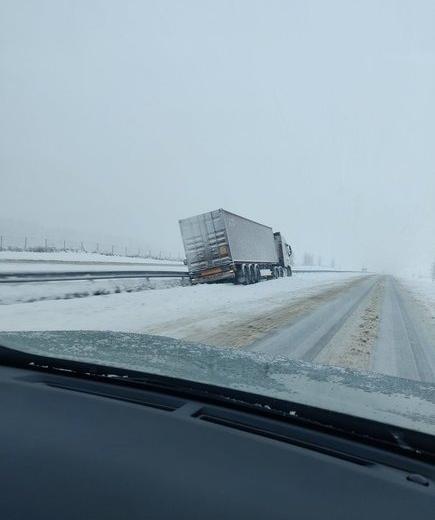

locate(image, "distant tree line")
[[301, 252, 335, 268]]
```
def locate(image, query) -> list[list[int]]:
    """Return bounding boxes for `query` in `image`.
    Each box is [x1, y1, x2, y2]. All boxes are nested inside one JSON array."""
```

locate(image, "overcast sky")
[[1, 1, 434, 271]]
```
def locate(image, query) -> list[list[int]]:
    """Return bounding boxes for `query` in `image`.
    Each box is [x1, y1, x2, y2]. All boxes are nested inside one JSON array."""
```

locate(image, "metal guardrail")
[[292, 269, 363, 274], [0, 268, 364, 284], [0, 270, 190, 283]]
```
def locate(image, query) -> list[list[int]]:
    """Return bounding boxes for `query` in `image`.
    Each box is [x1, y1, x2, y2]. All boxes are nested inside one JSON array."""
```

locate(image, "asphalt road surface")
[[246, 275, 435, 384]]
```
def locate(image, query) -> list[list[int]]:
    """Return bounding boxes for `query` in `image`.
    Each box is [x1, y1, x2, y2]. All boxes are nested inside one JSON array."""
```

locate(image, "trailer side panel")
[[222, 210, 277, 264]]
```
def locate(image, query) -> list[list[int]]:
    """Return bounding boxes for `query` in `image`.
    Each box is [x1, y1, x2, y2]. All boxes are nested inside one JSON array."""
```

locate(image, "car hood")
[[0, 330, 434, 435]]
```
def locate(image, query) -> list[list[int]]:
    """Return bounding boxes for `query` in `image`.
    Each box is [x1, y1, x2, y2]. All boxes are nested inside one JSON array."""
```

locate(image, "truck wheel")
[[243, 265, 251, 285], [235, 266, 244, 285], [279, 267, 284, 277], [250, 265, 257, 284]]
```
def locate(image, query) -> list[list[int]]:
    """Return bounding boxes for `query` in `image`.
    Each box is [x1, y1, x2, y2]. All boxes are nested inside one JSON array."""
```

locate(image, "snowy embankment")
[[0, 251, 185, 273], [398, 276, 435, 317], [0, 273, 366, 345], [293, 265, 347, 272], [0, 251, 186, 303], [0, 251, 181, 264], [0, 278, 184, 305]]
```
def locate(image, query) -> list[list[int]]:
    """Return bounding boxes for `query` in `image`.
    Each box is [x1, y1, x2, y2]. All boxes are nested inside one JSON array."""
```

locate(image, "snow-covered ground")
[[0, 251, 184, 273], [293, 265, 353, 272], [0, 251, 181, 264], [0, 262, 186, 273], [398, 276, 435, 317], [0, 278, 185, 305], [0, 273, 365, 343]]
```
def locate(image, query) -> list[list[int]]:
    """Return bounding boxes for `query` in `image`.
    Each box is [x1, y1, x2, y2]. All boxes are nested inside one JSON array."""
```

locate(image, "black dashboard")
[[0, 363, 434, 519]]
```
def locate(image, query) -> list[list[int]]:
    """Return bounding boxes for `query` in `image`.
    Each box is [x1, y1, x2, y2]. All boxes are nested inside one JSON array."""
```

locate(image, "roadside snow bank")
[[398, 276, 435, 317], [0, 273, 366, 340], [0, 250, 183, 267], [0, 278, 183, 305], [0, 262, 187, 273]]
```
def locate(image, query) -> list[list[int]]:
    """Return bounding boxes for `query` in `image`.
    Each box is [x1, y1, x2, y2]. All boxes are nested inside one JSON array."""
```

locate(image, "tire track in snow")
[[245, 276, 378, 358]]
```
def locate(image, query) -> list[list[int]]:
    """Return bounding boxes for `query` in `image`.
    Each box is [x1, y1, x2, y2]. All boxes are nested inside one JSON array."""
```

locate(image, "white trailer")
[[179, 209, 292, 284]]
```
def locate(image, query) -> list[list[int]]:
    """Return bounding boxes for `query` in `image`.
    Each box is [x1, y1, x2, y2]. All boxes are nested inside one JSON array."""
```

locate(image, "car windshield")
[[1, 1, 435, 438]]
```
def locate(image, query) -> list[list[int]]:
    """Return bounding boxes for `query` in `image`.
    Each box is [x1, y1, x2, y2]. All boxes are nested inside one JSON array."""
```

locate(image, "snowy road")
[[1, 271, 435, 383], [247, 275, 435, 383], [247, 276, 377, 360], [372, 276, 435, 382]]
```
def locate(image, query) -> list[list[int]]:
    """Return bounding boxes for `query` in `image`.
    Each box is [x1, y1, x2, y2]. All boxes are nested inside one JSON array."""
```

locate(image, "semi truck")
[[179, 209, 293, 284]]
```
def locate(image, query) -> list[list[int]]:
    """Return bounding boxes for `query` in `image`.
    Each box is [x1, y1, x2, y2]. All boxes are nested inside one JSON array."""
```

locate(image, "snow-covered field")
[[0, 278, 185, 305], [399, 276, 435, 317], [0, 250, 186, 303], [293, 265, 353, 272], [0, 251, 185, 273], [0, 251, 181, 264], [0, 273, 365, 344], [0, 262, 186, 273]]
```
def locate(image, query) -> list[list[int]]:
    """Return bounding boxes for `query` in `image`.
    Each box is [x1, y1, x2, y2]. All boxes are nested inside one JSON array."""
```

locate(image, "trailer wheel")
[[255, 265, 261, 283], [250, 265, 257, 284], [243, 264, 251, 285], [287, 266, 292, 277]]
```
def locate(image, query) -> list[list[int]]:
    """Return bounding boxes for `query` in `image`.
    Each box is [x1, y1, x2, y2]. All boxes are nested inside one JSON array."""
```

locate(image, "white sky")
[[1, 1, 435, 272]]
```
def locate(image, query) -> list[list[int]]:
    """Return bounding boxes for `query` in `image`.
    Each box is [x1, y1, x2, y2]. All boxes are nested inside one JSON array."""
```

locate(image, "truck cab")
[[274, 232, 293, 274]]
